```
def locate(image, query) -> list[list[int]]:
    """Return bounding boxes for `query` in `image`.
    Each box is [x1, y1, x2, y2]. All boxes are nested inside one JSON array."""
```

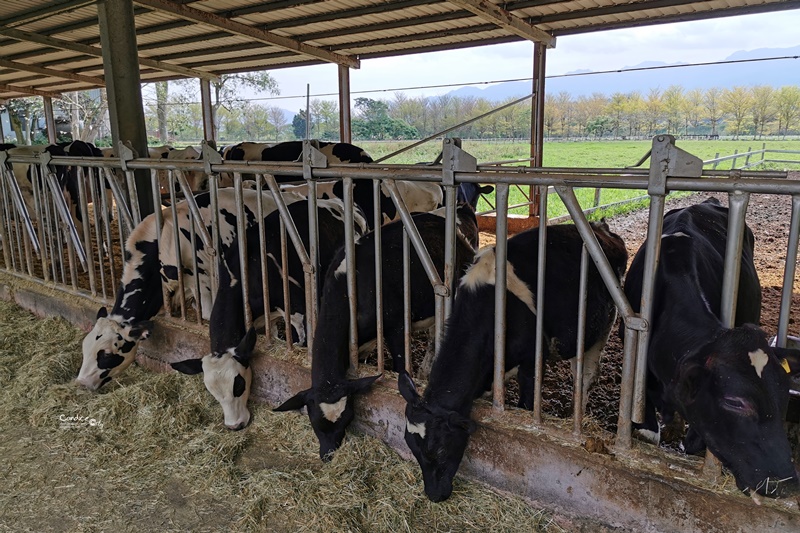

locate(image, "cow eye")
[[721, 396, 754, 416]]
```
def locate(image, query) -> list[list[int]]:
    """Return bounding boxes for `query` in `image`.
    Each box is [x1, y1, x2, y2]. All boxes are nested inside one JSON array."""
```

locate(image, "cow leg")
[[633, 372, 662, 445]]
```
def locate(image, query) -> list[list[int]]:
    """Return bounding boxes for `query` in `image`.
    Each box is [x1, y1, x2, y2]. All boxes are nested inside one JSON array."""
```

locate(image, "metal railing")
[[1, 136, 798, 485]]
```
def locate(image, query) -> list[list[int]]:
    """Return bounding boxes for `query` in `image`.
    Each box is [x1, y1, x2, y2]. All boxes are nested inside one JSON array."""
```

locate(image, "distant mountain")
[[443, 46, 800, 101]]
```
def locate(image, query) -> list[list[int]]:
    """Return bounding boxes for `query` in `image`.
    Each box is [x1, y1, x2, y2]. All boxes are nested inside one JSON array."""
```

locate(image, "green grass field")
[[359, 139, 800, 219]]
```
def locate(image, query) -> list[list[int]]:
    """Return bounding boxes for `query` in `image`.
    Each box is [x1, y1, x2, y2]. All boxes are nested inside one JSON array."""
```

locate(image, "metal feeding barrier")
[[1, 136, 799, 485]]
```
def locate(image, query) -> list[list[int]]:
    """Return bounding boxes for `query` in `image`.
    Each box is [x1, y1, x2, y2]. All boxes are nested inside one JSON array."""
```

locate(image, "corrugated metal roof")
[[0, 0, 798, 99]]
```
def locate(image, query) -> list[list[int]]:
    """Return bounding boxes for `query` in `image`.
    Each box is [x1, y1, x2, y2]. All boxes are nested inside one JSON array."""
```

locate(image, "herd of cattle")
[[2, 139, 800, 503]]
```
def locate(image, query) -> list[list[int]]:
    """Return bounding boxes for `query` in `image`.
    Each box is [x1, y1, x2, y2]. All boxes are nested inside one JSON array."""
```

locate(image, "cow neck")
[[424, 294, 494, 416], [310, 263, 352, 386]]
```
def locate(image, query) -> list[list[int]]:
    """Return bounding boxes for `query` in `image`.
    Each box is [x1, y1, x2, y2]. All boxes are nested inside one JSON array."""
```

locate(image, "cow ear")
[[346, 374, 382, 395], [171, 359, 204, 375], [128, 320, 154, 340], [96, 307, 108, 319], [479, 185, 494, 195], [676, 362, 708, 406], [398, 372, 421, 404], [273, 389, 311, 412], [234, 327, 257, 365], [773, 348, 800, 376]]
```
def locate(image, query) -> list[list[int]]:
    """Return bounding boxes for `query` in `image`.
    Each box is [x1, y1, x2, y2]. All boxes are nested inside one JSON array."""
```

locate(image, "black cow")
[[623, 197, 800, 498], [275, 205, 479, 460], [171, 199, 366, 428], [399, 220, 628, 502], [456, 183, 493, 210]]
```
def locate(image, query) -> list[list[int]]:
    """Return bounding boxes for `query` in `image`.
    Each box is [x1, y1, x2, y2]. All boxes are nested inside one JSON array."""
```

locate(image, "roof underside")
[[1, 0, 799, 99]]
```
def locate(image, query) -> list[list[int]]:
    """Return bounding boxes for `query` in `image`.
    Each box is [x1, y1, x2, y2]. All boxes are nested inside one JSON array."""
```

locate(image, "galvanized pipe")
[[168, 172, 187, 321], [44, 171, 87, 269], [102, 165, 135, 234], [573, 245, 589, 435], [403, 228, 413, 375], [153, 172, 171, 319], [280, 218, 292, 349], [777, 195, 800, 346], [492, 183, 510, 413], [442, 184, 458, 323], [0, 174, 12, 270], [208, 174, 221, 303], [174, 170, 214, 254], [720, 191, 750, 328], [76, 167, 96, 296], [189, 209, 203, 324], [615, 326, 640, 450], [373, 179, 385, 373], [88, 168, 107, 299], [233, 173, 252, 330], [533, 184, 548, 423], [1, 165, 40, 255], [343, 177, 359, 370]]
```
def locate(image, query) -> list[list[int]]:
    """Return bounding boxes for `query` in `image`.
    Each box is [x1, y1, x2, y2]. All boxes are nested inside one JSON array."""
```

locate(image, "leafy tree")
[[55, 90, 109, 143], [703, 88, 724, 136], [155, 81, 168, 142], [643, 88, 663, 137], [775, 86, 800, 137], [662, 85, 685, 134], [210, 72, 279, 132], [682, 88, 704, 134], [292, 110, 308, 139], [3, 97, 43, 144], [267, 107, 289, 142], [749, 85, 776, 139], [722, 86, 752, 139], [352, 97, 417, 140]]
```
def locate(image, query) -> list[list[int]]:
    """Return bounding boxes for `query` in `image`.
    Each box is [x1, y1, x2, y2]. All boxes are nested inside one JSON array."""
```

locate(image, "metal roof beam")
[[446, 0, 555, 47], [0, 58, 104, 86], [0, 26, 219, 82], [261, 0, 442, 31], [133, 0, 360, 68], [0, 83, 61, 98], [0, 0, 95, 27]]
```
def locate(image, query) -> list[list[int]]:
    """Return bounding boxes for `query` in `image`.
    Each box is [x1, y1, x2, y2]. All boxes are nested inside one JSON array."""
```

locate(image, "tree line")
[[3, 79, 800, 145]]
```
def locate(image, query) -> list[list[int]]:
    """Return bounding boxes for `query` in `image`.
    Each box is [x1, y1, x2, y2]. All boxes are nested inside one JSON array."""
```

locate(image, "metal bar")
[[343, 177, 359, 370], [0, 174, 12, 270], [492, 183, 510, 413], [103, 167, 135, 235], [615, 326, 639, 450], [403, 228, 412, 375], [338, 65, 352, 143], [76, 166, 96, 296], [777, 195, 800, 346], [154, 171, 171, 318], [233, 173, 252, 329], [533, 185, 548, 423], [720, 191, 750, 328], [280, 217, 292, 349], [44, 171, 87, 269], [374, 179, 385, 374], [442, 184, 458, 324], [102, 169, 119, 293], [189, 209, 203, 324], [88, 169, 107, 299], [256, 177, 272, 349], [168, 172, 187, 320], [0, 154, 40, 254], [43, 97, 57, 145], [263, 175, 311, 266], [208, 173, 220, 303], [573, 245, 588, 435], [174, 170, 214, 253], [200, 79, 216, 143], [302, 144, 320, 349]]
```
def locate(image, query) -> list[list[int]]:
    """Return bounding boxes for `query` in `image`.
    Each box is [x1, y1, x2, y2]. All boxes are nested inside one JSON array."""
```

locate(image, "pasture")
[[359, 139, 800, 219], [0, 299, 563, 532]]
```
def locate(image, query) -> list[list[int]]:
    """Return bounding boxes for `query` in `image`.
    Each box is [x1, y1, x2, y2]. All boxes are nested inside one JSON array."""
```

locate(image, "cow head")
[[77, 307, 154, 390], [171, 327, 256, 430], [674, 325, 800, 497], [273, 374, 381, 460], [398, 372, 477, 502]]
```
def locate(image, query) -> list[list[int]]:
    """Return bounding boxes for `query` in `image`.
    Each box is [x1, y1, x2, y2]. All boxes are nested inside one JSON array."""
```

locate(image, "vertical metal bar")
[[533, 186, 548, 423], [615, 326, 639, 450], [303, 142, 320, 348], [169, 171, 187, 320], [154, 171, 171, 318], [0, 174, 12, 270], [100, 169, 117, 292], [374, 179, 385, 373], [77, 167, 97, 295], [43, 96, 57, 145], [280, 217, 292, 349], [256, 177, 272, 348], [209, 174, 220, 303], [338, 65, 352, 143], [442, 184, 458, 325], [233, 172, 251, 330], [712, 153, 720, 170], [720, 191, 750, 328], [744, 146, 752, 167], [573, 245, 588, 435], [122, 168, 142, 226], [403, 228, 412, 375], [52, 192, 67, 284], [492, 183, 510, 413], [777, 195, 800, 346], [305, 84, 311, 140], [761, 142, 766, 164], [89, 170, 107, 299], [593, 188, 602, 208], [189, 209, 203, 324], [66, 226, 79, 290], [343, 177, 359, 370], [200, 78, 216, 143], [731, 149, 739, 170], [530, 42, 546, 220]]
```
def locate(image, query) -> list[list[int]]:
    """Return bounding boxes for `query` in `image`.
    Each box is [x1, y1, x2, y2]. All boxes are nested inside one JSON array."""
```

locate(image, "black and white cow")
[[399, 221, 628, 502], [76, 188, 303, 390], [170, 199, 367, 429], [623, 198, 800, 498], [275, 205, 479, 460]]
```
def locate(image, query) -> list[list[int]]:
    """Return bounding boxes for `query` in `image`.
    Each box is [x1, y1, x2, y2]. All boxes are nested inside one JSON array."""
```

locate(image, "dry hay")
[[0, 299, 563, 533]]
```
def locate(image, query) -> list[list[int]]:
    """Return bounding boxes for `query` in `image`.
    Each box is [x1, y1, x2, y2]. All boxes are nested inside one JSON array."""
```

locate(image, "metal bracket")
[[117, 140, 136, 172], [303, 140, 328, 168], [201, 140, 222, 175], [648, 135, 703, 196], [623, 316, 648, 332], [442, 138, 476, 187]]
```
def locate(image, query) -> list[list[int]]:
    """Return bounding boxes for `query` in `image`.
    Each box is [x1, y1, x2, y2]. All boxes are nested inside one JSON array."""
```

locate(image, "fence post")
[[744, 147, 752, 167], [712, 152, 720, 170], [762, 142, 766, 165], [731, 149, 739, 169]]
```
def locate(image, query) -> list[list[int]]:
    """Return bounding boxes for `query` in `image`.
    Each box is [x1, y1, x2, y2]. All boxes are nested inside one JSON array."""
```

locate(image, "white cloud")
[[250, 10, 800, 105]]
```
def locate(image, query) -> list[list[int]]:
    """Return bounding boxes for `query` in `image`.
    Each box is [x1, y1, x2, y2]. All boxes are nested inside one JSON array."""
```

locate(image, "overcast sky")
[[250, 10, 800, 111]]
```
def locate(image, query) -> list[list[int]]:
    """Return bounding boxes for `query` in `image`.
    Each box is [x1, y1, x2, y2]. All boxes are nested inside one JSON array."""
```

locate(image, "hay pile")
[[0, 299, 562, 532]]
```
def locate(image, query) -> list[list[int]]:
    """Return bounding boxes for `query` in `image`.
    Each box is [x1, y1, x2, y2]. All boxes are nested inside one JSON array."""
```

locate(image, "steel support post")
[[530, 42, 546, 219], [777, 195, 800, 346], [43, 97, 57, 144], [720, 190, 750, 328], [200, 78, 216, 144], [492, 183, 510, 413], [97, 0, 153, 218], [338, 65, 352, 143]]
